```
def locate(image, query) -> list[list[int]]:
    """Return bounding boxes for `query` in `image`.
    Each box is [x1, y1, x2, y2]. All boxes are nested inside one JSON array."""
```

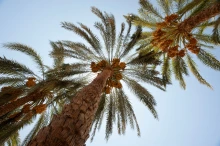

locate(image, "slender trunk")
[[178, 1, 220, 32], [27, 69, 112, 146], [0, 92, 42, 117]]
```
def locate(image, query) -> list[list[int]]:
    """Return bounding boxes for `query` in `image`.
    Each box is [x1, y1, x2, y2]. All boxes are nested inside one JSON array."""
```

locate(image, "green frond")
[[119, 21, 132, 57], [172, 57, 187, 89], [177, 0, 203, 15], [91, 7, 107, 26], [3, 43, 45, 77], [188, 0, 211, 17], [90, 94, 106, 142], [105, 95, 114, 140], [0, 112, 33, 145], [161, 56, 172, 86], [61, 41, 100, 61], [123, 77, 158, 118], [197, 49, 220, 70], [124, 14, 157, 28], [122, 90, 141, 136], [156, 0, 171, 15], [175, 0, 187, 11], [94, 22, 110, 57], [114, 23, 125, 58], [0, 77, 25, 86], [50, 47, 89, 61], [125, 69, 165, 91], [120, 26, 142, 58], [128, 51, 161, 65], [187, 54, 212, 89], [104, 14, 116, 54], [46, 63, 90, 79], [61, 22, 104, 58], [139, 0, 163, 19], [0, 56, 35, 76], [198, 43, 215, 49], [116, 90, 127, 134], [138, 8, 160, 23], [194, 34, 214, 44], [5, 131, 20, 146], [50, 41, 64, 68], [92, 7, 113, 59], [211, 16, 220, 44], [77, 22, 105, 58]]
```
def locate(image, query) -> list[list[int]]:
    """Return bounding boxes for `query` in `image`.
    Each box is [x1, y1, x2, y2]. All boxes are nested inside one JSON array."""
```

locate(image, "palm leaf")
[[3, 43, 45, 77], [211, 16, 220, 44], [123, 77, 158, 118], [187, 54, 212, 89], [172, 57, 187, 89], [197, 49, 220, 70], [0, 56, 35, 76], [139, 0, 163, 19]]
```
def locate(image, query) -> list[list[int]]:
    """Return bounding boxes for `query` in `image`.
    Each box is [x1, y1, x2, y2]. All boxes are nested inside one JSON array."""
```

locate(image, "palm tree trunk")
[[27, 69, 112, 146], [178, 1, 220, 33]]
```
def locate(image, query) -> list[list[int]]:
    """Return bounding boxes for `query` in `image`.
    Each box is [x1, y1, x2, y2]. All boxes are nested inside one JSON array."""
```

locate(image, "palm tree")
[[26, 7, 165, 146], [0, 43, 82, 145], [125, 0, 220, 89]]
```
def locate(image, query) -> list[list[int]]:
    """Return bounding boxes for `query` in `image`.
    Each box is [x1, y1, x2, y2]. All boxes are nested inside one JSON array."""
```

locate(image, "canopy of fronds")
[[124, 0, 220, 89], [49, 7, 166, 140]]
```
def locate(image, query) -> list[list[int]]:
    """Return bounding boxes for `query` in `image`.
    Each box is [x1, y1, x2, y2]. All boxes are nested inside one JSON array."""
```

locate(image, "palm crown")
[[0, 43, 83, 145], [48, 7, 165, 140], [125, 0, 220, 89]]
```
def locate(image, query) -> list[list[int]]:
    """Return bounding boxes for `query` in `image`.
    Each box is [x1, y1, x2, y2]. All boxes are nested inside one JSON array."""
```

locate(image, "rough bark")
[[27, 69, 112, 146], [178, 2, 220, 32], [0, 91, 43, 117]]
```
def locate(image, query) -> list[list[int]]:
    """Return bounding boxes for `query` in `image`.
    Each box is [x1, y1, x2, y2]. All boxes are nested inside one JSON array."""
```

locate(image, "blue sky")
[[0, 0, 220, 146]]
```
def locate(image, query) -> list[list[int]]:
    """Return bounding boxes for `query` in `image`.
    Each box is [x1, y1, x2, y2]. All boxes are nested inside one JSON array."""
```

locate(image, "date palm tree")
[[0, 43, 83, 145], [125, 0, 220, 89], [26, 7, 166, 146]]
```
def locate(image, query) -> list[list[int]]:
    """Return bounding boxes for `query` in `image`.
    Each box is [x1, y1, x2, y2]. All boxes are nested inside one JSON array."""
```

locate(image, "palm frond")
[[3, 43, 45, 77], [5, 131, 20, 146], [177, 0, 203, 15], [139, 0, 163, 19], [187, 54, 212, 89], [175, 0, 187, 11], [114, 23, 125, 58], [197, 49, 220, 70], [90, 94, 106, 142], [50, 41, 65, 68], [172, 57, 187, 89], [189, 0, 211, 17], [123, 77, 158, 118], [125, 69, 165, 91], [120, 26, 142, 58], [156, 0, 171, 15], [128, 50, 161, 65], [124, 14, 157, 28], [161, 56, 172, 86], [211, 16, 220, 44], [0, 56, 35, 76], [61, 22, 104, 59], [194, 34, 214, 44], [78, 22, 105, 58], [105, 94, 114, 140], [0, 77, 25, 86]]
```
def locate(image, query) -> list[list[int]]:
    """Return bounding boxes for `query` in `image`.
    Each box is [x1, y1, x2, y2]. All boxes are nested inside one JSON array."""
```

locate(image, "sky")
[[0, 0, 220, 146]]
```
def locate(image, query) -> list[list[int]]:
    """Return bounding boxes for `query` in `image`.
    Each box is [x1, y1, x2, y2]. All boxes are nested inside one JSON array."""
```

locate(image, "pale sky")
[[0, 0, 220, 146]]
